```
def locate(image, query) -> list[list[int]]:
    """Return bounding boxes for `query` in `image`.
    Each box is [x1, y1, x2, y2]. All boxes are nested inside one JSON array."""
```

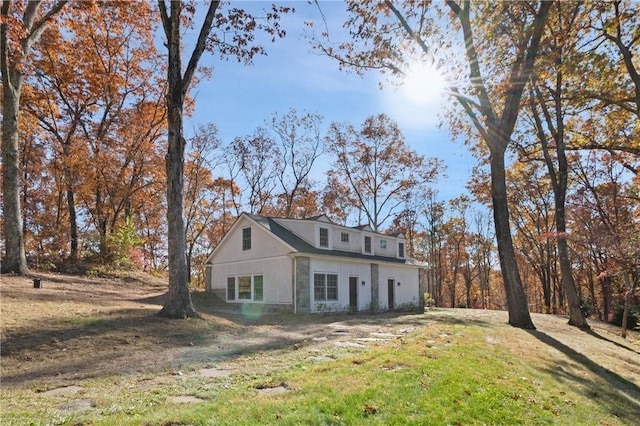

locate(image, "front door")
[[349, 277, 358, 312], [387, 279, 395, 310]]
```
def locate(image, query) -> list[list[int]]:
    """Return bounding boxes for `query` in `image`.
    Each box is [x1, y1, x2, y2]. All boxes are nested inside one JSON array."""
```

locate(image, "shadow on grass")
[[0, 308, 221, 384], [582, 328, 640, 355], [526, 329, 640, 422], [420, 308, 497, 328], [1, 301, 420, 386]]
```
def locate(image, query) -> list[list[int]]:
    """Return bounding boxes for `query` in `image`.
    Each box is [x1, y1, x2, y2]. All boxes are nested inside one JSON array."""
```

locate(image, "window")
[[254, 275, 263, 301], [380, 240, 387, 249], [364, 236, 371, 253], [398, 242, 405, 258], [238, 276, 252, 299], [314, 273, 338, 301], [327, 274, 338, 300], [230, 274, 263, 301], [227, 277, 235, 301], [242, 227, 251, 251], [341, 232, 349, 243], [319, 227, 329, 247]]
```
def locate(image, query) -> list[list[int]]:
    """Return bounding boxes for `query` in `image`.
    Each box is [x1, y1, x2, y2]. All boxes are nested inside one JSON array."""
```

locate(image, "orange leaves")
[[363, 403, 379, 416]]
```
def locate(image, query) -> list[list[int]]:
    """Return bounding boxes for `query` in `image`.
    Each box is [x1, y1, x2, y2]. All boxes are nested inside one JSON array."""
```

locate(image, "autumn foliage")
[[1, 2, 638, 328]]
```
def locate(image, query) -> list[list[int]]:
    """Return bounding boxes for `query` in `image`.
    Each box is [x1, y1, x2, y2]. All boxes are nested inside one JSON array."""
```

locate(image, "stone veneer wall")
[[295, 256, 311, 313], [418, 268, 426, 310], [370, 263, 379, 312]]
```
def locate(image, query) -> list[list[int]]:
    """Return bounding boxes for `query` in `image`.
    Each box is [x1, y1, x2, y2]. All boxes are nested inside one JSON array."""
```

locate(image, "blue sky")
[[180, 1, 476, 203]]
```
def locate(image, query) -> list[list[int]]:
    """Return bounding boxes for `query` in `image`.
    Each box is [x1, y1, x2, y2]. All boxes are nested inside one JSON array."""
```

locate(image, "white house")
[[204, 213, 426, 314]]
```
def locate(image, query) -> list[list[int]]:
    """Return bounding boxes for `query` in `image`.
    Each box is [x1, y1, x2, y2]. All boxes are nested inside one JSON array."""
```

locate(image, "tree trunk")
[[61, 158, 79, 261], [1, 75, 30, 274], [554, 147, 588, 328], [159, 90, 197, 318], [490, 152, 536, 329], [620, 272, 636, 339], [158, 0, 197, 318], [2, 1, 68, 274], [601, 275, 611, 321]]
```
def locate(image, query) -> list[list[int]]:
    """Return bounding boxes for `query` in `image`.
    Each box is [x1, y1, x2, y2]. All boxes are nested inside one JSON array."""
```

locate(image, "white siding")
[[379, 265, 421, 309], [309, 258, 372, 313], [373, 235, 397, 257], [333, 229, 359, 252], [210, 256, 293, 304], [211, 217, 292, 264], [206, 214, 421, 312], [274, 218, 316, 246]]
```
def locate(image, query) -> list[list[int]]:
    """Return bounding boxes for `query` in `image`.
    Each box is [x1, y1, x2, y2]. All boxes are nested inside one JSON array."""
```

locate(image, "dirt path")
[[1, 272, 639, 391]]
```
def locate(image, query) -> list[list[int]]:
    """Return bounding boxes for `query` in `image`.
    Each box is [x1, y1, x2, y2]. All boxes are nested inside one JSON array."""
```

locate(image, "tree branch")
[[182, 0, 220, 99]]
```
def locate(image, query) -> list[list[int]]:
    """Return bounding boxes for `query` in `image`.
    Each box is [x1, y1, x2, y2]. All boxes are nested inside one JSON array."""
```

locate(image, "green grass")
[[3, 317, 636, 426]]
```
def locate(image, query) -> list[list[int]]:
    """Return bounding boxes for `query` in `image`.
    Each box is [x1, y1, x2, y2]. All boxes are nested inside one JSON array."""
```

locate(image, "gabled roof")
[[245, 213, 421, 266], [352, 224, 373, 231], [306, 214, 332, 223]]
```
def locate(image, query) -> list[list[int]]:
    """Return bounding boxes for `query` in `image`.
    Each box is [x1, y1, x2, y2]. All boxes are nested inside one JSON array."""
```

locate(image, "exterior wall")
[[332, 228, 361, 252], [418, 267, 426, 310], [371, 235, 405, 258], [275, 217, 405, 259], [211, 216, 292, 264], [206, 214, 421, 314], [295, 256, 311, 313], [275, 218, 317, 246], [309, 258, 373, 313], [377, 265, 421, 310], [209, 256, 294, 305], [371, 263, 379, 311], [304, 258, 420, 313]]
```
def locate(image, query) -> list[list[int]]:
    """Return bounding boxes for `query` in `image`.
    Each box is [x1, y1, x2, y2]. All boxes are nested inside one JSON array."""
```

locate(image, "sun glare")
[[401, 61, 447, 107]]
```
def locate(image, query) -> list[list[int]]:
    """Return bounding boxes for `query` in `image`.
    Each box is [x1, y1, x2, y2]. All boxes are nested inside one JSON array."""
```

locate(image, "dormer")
[[317, 225, 330, 249], [395, 233, 406, 258]]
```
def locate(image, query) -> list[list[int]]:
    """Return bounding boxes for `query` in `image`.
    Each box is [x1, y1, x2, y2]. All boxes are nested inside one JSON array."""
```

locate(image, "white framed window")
[[242, 227, 251, 251], [319, 227, 329, 247], [314, 273, 338, 301], [238, 276, 252, 299], [380, 240, 387, 249], [341, 232, 349, 243], [228, 274, 264, 301], [398, 242, 405, 258], [364, 236, 372, 254]]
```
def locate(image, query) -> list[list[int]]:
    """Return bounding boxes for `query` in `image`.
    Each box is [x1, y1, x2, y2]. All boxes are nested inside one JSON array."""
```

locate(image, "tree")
[[311, 0, 552, 328], [522, 1, 589, 328], [1, 0, 67, 274], [470, 210, 495, 309], [572, 153, 639, 337], [227, 128, 280, 215], [570, 0, 639, 172], [421, 192, 446, 306], [325, 114, 441, 231], [157, 1, 290, 318], [184, 123, 223, 284], [508, 161, 558, 314], [269, 108, 324, 218], [24, 1, 165, 263]]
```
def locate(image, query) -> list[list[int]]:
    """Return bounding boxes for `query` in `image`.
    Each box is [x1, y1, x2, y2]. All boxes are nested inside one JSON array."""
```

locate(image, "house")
[[204, 213, 426, 314]]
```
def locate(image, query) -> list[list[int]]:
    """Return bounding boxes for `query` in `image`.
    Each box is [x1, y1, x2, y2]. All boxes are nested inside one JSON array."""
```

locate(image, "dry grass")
[[1, 272, 639, 425]]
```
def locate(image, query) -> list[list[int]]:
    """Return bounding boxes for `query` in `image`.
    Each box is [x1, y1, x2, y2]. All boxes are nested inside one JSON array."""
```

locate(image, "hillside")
[[1, 272, 639, 425]]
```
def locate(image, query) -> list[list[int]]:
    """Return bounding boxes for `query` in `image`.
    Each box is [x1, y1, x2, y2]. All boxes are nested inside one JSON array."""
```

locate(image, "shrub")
[[610, 304, 640, 330]]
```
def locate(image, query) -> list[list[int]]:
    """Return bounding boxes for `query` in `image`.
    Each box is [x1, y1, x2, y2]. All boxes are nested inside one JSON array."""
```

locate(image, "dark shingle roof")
[[247, 213, 419, 266]]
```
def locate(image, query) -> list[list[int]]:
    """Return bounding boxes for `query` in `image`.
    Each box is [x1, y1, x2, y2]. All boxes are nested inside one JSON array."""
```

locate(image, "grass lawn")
[[1, 273, 639, 425]]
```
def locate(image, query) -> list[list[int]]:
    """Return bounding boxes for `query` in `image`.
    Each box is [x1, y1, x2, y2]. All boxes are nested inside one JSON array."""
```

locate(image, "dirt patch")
[[1, 272, 639, 392]]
